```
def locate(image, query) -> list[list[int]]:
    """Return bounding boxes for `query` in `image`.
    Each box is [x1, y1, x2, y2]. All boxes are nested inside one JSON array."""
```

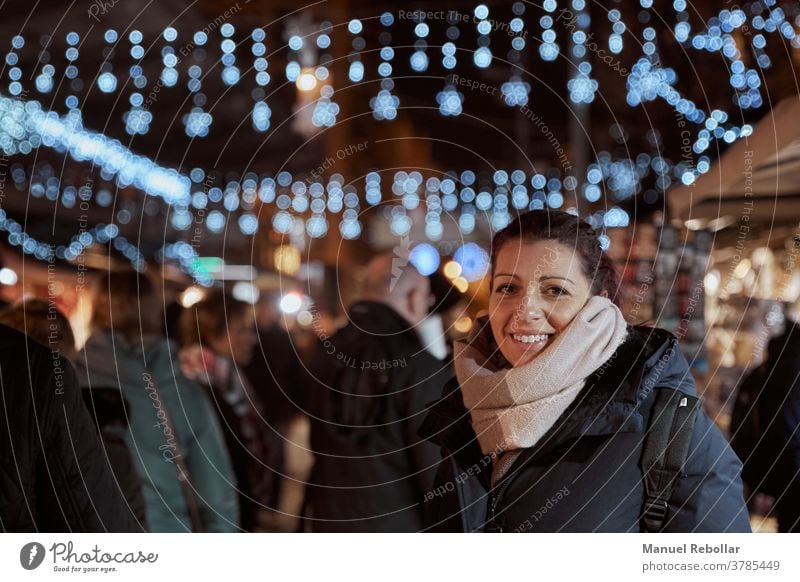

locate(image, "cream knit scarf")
[[454, 296, 628, 484]]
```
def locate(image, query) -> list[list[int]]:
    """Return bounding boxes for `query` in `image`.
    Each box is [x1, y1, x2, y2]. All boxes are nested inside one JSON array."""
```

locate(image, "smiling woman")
[[419, 210, 751, 533], [490, 241, 595, 367], [486, 211, 620, 368]]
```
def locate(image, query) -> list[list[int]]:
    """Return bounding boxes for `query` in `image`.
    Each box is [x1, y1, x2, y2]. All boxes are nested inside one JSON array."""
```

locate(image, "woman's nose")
[[523, 292, 545, 320]]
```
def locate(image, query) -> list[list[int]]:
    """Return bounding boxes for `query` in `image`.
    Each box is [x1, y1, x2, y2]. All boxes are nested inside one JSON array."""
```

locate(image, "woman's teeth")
[[512, 334, 551, 344]]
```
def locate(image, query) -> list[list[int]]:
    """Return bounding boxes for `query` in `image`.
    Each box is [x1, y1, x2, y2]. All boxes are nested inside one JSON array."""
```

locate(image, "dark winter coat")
[[82, 388, 148, 530], [244, 324, 306, 510], [420, 326, 751, 532], [733, 322, 800, 531], [305, 301, 452, 532], [245, 323, 307, 425], [0, 324, 138, 532]]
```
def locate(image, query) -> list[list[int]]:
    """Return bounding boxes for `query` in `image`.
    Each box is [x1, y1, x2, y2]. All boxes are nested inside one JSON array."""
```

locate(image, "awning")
[[668, 96, 800, 222]]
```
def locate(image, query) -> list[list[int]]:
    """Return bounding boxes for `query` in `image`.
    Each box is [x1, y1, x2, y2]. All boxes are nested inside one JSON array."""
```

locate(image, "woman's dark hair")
[[491, 210, 623, 308], [179, 289, 249, 347], [90, 270, 162, 341]]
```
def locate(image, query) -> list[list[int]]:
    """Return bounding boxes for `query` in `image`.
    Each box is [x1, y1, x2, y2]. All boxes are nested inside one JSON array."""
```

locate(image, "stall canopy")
[[669, 96, 800, 223]]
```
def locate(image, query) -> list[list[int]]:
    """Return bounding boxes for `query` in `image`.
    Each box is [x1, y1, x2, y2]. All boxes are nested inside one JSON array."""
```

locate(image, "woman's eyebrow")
[[493, 274, 575, 284], [539, 275, 575, 284]]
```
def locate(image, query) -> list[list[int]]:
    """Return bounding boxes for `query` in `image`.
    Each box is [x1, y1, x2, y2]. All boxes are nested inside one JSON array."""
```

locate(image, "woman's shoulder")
[[585, 325, 689, 408], [591, 325, 673, 378], [620, 325, 686, 373], [622, 325, 697, 402], [142, 334, 180, 359], [627, 324, 677, 352]]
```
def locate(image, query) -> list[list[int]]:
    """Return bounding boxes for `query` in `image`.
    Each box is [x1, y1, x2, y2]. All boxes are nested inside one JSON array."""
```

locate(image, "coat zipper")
[[489, 478, 513, 532], [487, 428, 571, 532]]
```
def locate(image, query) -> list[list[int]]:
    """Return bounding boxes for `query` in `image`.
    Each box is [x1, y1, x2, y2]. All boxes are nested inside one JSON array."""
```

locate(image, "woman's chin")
[[503, 338, 551, 367]]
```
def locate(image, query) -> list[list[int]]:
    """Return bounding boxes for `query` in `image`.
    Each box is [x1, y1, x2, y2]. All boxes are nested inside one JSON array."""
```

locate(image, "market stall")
[[666, 97, 800, 425]]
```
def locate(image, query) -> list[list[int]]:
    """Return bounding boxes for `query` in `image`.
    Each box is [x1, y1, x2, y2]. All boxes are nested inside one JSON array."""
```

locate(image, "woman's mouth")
[[510, 333, 553, 349]]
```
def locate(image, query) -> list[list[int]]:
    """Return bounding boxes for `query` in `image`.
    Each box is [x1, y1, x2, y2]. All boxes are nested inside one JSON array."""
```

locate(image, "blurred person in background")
[[164, 292, 186, 343], [423, 271, 469, 359], [0, 299, 148, 529], [179, 290, 274, 531], [0, 298, 79, 361], [732, 317, 800, 532], [244, 291, 309, 526], [74, 270, 238, 532], [1, 319, 137, 532], [304, 254, 452, 532]]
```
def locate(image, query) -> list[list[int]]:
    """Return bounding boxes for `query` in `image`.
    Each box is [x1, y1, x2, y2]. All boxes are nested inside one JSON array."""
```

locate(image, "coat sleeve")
[[38, 359, 139, 532], [417, 377, 491, 533], [184, 387, 240, 532], [664, 409, 752, 532], [404, 360, 452, 507], [100, 431, 149, 530], [423, 455, 469, 532]]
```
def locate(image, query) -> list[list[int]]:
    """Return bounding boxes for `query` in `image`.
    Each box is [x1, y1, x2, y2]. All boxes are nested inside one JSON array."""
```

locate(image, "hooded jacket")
[[305, 301, 452, 532], [420, 326, 751, 532], [74, 331, 239, 532]]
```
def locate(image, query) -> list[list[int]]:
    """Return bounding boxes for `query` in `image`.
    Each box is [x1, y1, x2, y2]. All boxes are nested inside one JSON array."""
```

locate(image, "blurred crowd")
[[0, 254, 462, 532], [1, 220, 798, 532]]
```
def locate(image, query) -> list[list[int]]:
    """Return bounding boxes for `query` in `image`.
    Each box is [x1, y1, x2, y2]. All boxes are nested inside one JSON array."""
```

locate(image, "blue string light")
[[539, 2, 560, 61], [1, 1, 797, 266], [312, 85, 339, 127], [437, 85, 464, 116]]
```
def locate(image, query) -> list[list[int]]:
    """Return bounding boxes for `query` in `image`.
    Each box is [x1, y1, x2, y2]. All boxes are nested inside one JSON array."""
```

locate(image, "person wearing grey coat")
[[75, 330, 239, 532]]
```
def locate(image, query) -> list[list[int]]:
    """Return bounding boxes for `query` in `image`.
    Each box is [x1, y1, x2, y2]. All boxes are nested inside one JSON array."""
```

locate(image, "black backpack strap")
[[640, 387, 699, 532]]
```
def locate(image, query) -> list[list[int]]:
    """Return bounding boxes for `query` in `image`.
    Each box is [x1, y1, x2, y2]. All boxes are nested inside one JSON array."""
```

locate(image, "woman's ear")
[[600, 290, 609, 299]]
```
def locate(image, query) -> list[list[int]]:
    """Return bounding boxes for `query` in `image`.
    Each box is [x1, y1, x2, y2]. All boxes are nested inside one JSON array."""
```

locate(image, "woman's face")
[[209, 313, 257, 365], [489, 239, 594, 368]]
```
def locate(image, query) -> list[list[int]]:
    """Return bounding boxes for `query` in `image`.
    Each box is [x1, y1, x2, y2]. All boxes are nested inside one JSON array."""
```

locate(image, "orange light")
[[453, 316, 473, 333], [443, 260, 462, 279], [274, 245, 301, 275], [453, 276, 469, 293]]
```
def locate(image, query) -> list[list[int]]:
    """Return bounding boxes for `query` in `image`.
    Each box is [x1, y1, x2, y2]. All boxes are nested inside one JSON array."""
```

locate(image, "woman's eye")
[[546, 286, 568, 297], [494, 283, 516, 294]]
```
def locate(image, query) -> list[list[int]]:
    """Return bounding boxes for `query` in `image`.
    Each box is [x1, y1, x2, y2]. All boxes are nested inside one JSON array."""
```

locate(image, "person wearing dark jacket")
[[0, 323, 138, 532], [420, 210, 750, 532], [0, 299, 148, 529], [733, 320, 800, 532], [244, 293, 307, 513], [305, 254, 452, 532]]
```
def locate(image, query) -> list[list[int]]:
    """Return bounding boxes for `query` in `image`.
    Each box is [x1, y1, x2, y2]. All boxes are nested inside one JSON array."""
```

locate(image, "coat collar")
[[420, 326, 678, 461]]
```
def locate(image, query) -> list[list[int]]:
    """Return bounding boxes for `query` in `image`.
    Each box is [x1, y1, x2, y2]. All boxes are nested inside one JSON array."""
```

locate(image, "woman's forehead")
[[493, 240, 587, 281], [495, 240, 577, 265]]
